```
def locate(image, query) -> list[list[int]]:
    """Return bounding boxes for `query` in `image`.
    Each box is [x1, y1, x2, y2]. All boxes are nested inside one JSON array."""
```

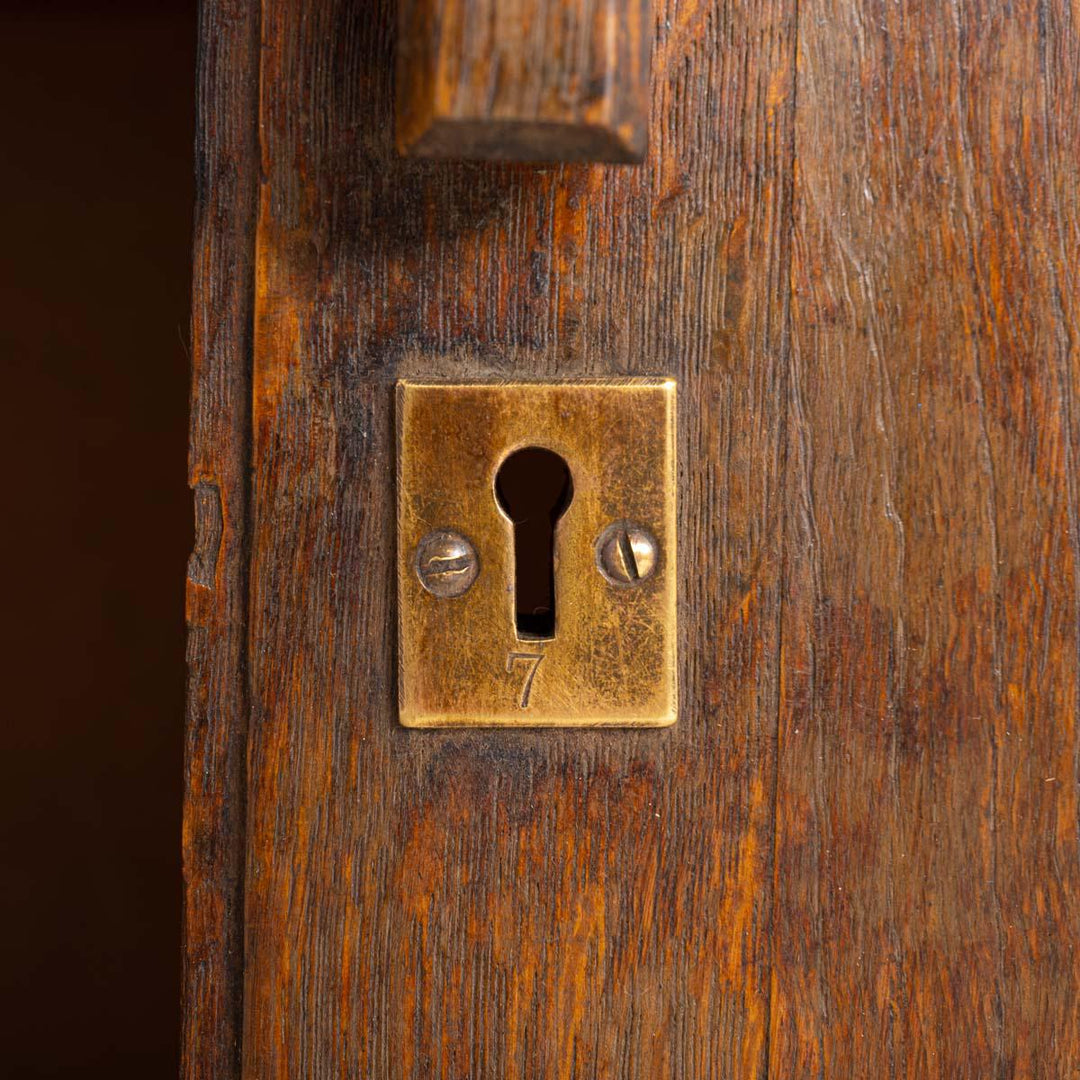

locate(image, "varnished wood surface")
[[186, 0, 1079, 1075], [771, 0, 1080, 1073], [184, 1, 260, 1078], [396, 0, 650, 161], [244, 0, 790, 1075]]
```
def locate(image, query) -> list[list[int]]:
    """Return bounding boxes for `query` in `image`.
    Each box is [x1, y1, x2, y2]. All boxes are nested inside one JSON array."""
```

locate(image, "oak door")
[[185, 1, 1080, 1076]]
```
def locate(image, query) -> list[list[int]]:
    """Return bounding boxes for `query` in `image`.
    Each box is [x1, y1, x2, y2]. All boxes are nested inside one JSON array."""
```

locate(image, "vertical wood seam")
[[764, 0, 800, 1072], [183, 0, 261, 1077], [1035, 0, 1080, 994]]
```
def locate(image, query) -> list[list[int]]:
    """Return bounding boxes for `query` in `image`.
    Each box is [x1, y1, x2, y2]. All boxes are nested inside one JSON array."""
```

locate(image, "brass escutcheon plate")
[[397, 379, 677, 727]]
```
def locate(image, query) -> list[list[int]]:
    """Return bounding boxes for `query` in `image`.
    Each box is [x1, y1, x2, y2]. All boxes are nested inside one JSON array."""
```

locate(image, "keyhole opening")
[[495, 446, 574, 640]]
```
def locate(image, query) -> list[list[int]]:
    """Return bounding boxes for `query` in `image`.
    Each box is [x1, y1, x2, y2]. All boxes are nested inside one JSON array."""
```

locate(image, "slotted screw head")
[[596, 523, 659, 586], [415, 530, 479, 598]]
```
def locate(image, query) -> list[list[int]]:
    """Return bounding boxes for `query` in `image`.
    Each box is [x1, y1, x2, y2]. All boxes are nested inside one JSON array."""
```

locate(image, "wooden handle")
[[396, 0, 650, 163]]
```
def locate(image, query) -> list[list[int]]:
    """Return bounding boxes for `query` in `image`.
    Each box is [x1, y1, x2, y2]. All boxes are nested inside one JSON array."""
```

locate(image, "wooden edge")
[[395, 0, 650, 163], [400, 117, 647, 164], [183, 0, 260, 1077]]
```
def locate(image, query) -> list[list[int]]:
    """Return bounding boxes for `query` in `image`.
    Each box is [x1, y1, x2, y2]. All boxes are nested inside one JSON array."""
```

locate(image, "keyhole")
[[495, 446, 574, 640]]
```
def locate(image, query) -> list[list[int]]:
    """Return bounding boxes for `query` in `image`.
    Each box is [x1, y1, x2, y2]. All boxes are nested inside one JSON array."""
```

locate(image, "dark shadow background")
[[1, 3, 195, 1074]]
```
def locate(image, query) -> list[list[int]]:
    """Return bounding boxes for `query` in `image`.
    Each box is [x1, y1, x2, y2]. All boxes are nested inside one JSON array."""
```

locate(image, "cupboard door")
[[185, 0, 1080, 1077]]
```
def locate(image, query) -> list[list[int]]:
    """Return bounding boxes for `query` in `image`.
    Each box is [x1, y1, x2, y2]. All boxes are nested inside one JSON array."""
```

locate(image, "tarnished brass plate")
[[397, 379, 677, 727]]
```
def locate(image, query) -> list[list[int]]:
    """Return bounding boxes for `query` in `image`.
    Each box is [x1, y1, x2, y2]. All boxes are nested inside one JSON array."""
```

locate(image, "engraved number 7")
[[506, 652, 544, 709]]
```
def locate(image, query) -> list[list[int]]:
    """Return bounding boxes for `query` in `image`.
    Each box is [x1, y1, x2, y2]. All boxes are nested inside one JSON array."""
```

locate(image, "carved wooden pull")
[[396, 0, 650, 163]]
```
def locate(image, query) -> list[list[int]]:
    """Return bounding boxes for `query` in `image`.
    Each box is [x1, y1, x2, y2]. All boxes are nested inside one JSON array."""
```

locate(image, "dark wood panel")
[[242, 0, 793, 1076], [188, 0, 1080, 1074], [184, 2, 261, 1078], [771, 0, 1080, 1074]]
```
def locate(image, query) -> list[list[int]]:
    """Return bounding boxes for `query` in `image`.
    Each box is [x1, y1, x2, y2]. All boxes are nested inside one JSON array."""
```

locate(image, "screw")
[[415, 530, 480, 598], [596, 523, 659, 586]]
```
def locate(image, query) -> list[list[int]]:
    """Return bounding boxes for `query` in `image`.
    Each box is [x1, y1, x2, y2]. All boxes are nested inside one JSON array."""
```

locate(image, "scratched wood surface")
[[770, 0, 1080, 1074], [242, 0, 792, 1076], [186, 0, 1080, 1076], [183, 1, 259, 1079]]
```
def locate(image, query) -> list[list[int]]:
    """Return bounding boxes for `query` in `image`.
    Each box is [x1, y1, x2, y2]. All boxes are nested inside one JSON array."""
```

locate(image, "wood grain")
[[187, 0, 1080, 1074], [770, 0, 1080, 1074], [183, 1, 260, 1078], [242, 0, 793, 1076], [396, 0, 651, 161]]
